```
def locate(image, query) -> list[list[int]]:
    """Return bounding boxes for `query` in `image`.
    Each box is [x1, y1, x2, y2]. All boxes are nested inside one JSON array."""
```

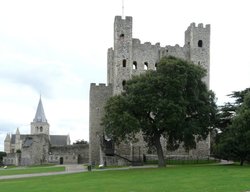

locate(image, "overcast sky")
[[0, 0, 250, 151]]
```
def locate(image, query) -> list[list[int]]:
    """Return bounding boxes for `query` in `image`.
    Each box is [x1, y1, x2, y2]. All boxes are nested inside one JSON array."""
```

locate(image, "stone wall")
[[21, 134, 50, 166], [49, 144, 89, 164], [3, 153, 21, 166]]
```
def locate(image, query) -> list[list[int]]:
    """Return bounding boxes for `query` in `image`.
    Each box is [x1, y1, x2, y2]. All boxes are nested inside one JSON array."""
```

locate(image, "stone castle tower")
[[89, 15, 210, 166]]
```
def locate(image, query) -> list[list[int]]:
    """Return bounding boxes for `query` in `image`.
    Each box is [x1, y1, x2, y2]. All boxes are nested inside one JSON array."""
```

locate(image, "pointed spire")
[[5, 133, 10, 141], [33, 96, 47, 123], [16, 128, 20, 135]]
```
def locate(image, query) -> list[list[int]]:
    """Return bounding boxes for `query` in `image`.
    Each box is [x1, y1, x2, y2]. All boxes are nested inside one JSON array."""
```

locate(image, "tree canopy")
[[214, 91, 250, 165], [102, 56, 217, 167], [73, 139, 88, 145], [0, 151, 6, 165], [215, 87, 250, 132]]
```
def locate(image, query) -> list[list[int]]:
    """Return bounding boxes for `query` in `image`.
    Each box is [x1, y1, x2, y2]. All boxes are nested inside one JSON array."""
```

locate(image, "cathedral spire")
[[33, 96, 47, 123], [5, 133, 10, 141], [16, 128, 20, 135]]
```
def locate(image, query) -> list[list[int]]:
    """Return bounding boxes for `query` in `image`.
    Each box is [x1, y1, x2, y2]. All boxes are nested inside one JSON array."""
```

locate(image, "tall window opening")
[[40, 126, 43, 132], [144, 62, 148, 70], [198, 40, 203, 47], [133, 61, 137, 70], [122, 80, 126, 89], [122, 59, 126, 67], [155, 63, 158, 70]]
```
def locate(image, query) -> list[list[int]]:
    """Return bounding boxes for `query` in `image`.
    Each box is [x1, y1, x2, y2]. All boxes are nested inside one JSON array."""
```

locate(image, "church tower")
[[31, 97, 50, 135]]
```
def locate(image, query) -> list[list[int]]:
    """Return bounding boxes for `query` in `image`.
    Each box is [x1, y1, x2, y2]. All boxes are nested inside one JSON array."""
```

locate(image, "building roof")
[[50, 135, 69, 146], [23, 137, 33, 147], [33, 97, 47, 123], [9, 134, 69, 146], [10, 134, 29, 144]]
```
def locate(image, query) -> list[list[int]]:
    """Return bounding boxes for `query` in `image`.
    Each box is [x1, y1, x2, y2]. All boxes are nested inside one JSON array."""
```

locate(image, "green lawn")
[[0, 165, 65, 176], [0, 164, 250, 192]]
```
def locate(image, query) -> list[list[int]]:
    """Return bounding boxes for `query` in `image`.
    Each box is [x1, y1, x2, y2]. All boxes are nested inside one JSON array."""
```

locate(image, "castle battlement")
[[188, 22, 210, 30], [115, 15, 132, 22], [90, 83, 110, 88], [133, 38, 141, 44]]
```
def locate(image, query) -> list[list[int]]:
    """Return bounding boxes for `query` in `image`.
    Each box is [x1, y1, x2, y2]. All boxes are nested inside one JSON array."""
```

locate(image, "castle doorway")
[[59, 157, 64, 164], [77, 155, 83, 164]]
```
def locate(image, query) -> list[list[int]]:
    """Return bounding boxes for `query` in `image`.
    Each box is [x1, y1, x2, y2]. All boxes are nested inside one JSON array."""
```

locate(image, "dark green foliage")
[[215, 92, 250, 165], [73, 139, 88, 145], [16, 149, 21, 153], [102, 56, 217, 167], [215, 88, 250, 133], [0, 151, 7, 165]]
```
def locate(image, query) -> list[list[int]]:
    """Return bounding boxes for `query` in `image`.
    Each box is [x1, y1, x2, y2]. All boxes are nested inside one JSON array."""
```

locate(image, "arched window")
[[198, 40, 203, 48], [40, 126, 43, 132], [133, 61, 137, 70], [155, 63, 158, 70], [144, 62, 148, 70], [122, 59, 126, 67], [122, 80, 126, 89]]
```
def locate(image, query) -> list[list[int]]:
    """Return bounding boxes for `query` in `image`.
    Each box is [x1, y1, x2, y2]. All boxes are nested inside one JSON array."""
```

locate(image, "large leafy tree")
[[215, 92, 250, 165], [216, 88, 250, 132], [212, 88, 250, 155], [102, 56, 217, 167]]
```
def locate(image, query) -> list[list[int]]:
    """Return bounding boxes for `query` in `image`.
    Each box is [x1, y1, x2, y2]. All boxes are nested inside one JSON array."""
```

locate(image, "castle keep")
[[89, 16, 210, 166]]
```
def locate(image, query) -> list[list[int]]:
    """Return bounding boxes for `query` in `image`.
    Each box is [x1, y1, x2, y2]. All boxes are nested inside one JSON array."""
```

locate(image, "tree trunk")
[[240, 159, 244, 166], [154, 135, 166, 167]]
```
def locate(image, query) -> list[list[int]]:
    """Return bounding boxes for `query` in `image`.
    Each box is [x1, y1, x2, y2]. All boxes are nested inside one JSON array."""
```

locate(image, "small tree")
[[216, 92, 250, 165], [73, 139, 88, 145], [212, 88, 250, 157], [102, 56, 217, 167], [0, 151, 7, 165]]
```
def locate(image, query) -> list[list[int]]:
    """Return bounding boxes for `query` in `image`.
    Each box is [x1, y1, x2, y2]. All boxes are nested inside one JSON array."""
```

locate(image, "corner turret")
[[185, 22, 210, 88], [15, 128, 22, 151], [4, 134, 11, 153], [111, 16, 133, 94]]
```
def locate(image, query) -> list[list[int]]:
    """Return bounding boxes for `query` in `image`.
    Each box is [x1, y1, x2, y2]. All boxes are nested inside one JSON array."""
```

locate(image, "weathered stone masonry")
[[89, 15, 210, 166]]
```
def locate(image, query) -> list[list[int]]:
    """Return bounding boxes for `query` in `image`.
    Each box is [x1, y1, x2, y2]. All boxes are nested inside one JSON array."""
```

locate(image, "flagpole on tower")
[[122, 0, 125, 19]]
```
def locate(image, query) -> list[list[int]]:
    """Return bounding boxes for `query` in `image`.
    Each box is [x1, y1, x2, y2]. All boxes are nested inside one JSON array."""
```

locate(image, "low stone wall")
[[3, 153, 21, 166], [49, 144, 89, 164]]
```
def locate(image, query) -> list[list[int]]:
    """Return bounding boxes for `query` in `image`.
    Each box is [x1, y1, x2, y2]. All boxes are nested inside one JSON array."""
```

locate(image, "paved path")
[[0, 164, 87, 180], [219, 159, 234, 165]]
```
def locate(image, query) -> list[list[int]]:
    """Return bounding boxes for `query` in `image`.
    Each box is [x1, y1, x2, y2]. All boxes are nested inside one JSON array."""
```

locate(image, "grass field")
[[0, 165, 65, 176], [0, 164, 250, 192]]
